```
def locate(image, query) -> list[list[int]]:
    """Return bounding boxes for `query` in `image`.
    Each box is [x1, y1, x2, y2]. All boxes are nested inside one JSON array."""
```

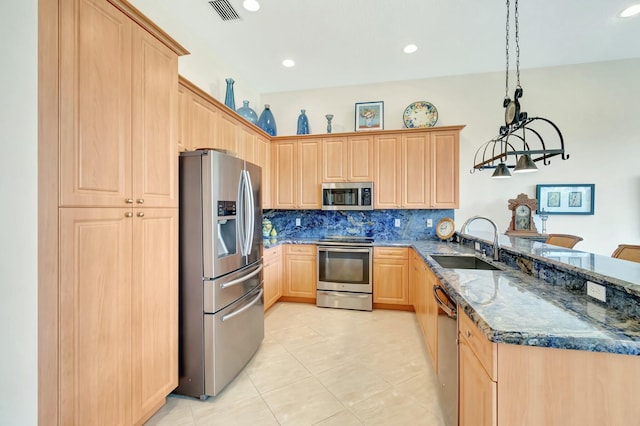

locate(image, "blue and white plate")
[[403, 101, 438, 128]]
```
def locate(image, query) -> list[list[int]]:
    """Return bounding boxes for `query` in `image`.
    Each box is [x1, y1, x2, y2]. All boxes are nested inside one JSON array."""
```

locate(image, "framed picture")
[[355, 101, 384, 131], [536, 184, 595, 215]]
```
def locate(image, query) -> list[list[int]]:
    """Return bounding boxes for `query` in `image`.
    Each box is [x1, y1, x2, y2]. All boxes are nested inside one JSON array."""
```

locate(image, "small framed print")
[[355, 101, 384, 132], [536, 184, 595, 215]]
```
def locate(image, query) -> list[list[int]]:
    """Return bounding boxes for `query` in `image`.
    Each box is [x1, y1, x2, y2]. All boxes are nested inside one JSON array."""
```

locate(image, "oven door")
[[317, 246, 372, 293]]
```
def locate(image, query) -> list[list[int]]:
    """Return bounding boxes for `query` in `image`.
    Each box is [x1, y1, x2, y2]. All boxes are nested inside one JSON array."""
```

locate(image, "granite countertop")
[[263, 237, 640, 355]]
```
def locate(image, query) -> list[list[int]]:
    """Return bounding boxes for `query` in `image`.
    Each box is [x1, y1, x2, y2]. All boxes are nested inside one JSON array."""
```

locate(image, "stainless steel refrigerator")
[[175, 149, 263, 399]]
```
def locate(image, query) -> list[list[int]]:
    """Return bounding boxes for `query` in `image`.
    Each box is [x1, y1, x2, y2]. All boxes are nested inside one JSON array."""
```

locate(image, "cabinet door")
[[373, 258, 409, 305], [255, 136, 272, 209], [189, 95, 218, 150], [374, 134, 402, 208], [425, 267, 439, 367], [131, 25, 178, 208], [283, 246, 317, 298], [131, 208, 178, 422], [403, 133, 431, 208], [59, 207, 133, 425], [239, 125, 256, 163], [298, 138, 322, 209], [59, 0, 132, 207], [273, 140, 297, 209], [263, 247, 282, 311], [459, 338, 497, 426], [431, 131, 460, 208], [322, 137, 348, 182], [216, 113, 239, 154], [348, 135, 374, 181]]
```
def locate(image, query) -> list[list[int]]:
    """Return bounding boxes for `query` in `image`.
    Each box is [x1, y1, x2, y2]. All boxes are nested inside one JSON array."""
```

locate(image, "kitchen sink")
[[430, 255, 500, 270]]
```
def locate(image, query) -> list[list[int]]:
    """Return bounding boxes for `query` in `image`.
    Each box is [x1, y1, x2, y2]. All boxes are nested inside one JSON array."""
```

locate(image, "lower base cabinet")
[[263, 246, 283, 310], [282, 244, 317, 300], [373, 247, 409, 306]]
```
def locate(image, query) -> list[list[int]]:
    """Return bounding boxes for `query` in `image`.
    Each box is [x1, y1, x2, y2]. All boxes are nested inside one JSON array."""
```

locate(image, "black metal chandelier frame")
[[471, 0, 569, 175]]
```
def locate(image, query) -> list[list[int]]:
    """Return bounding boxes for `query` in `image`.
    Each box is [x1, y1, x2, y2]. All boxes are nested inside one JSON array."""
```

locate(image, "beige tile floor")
[[146, 302, 445, 426]]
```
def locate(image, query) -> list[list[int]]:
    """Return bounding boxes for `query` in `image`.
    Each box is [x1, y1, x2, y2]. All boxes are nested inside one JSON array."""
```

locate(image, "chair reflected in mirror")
[[611, 244, 640, 263], [545, 234, 583, 249]]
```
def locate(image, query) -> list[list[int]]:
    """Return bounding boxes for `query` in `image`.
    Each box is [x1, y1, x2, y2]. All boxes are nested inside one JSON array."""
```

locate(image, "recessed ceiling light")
[[282, 59, 295, 68], [620, 4, 640, 17], [243, 0, 260, 12], [403, 44, 418, 54]]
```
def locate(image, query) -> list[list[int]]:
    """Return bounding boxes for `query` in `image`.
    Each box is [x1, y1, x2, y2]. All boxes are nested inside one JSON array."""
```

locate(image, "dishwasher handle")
[[433, 285, 457, 319]]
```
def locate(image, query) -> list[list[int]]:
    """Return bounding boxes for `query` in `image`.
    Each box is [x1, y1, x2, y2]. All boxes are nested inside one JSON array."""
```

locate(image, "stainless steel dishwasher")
[[433, 284, 458, 426]]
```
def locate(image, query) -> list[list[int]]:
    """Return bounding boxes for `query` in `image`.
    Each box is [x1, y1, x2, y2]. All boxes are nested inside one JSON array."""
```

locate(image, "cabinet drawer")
[[285, 244, 316, 255], [263, 246, 282, 264], [374, 247, 408, 259], [459, 309, 497, 381]]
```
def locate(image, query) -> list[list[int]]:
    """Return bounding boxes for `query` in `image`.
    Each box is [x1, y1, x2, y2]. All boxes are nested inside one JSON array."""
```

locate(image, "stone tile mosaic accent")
[[262, 209, 455, 241]]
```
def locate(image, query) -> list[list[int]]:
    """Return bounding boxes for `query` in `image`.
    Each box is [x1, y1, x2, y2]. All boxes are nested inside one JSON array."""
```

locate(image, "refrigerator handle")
[[237, 170, 247, 256], [221, 288, 263, 322], [219, 264, 263, 289], [244, 169, 255, 253]]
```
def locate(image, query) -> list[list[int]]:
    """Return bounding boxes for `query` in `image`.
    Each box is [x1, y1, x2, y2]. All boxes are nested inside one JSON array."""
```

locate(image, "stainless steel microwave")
[[321, 182, 373, 210]]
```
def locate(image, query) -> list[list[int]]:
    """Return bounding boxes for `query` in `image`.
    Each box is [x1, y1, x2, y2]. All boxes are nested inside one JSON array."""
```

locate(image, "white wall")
[[0, 1, 38, 424], [262, 59, 640, 256]]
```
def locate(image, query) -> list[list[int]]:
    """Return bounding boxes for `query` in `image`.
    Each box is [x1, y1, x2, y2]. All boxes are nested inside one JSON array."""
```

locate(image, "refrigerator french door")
[[176, 149, 263, 399]]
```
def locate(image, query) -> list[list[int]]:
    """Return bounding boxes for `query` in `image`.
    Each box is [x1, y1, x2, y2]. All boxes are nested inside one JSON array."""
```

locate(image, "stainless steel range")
[[316, 236, 373, 311]]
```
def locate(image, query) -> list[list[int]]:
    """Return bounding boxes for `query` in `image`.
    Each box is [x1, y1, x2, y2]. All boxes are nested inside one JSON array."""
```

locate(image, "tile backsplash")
[[263, 209, 455, 240]]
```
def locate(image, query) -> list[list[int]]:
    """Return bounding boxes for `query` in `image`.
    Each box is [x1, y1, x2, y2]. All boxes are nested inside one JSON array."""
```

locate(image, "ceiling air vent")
[[208, 0, 240, 21]]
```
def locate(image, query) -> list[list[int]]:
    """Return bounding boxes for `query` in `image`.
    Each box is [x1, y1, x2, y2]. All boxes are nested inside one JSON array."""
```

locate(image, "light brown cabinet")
[[410, 250, 438, 367], [458, 310, 497, 426], [373, 130, 460, 209], [42, 0, 187, 424], [273, 139, 322, 209], [282, 244, 317, 300], [322, 135, 373, 182], [263, 246, 283, 311], [373, 247, 410, 305]]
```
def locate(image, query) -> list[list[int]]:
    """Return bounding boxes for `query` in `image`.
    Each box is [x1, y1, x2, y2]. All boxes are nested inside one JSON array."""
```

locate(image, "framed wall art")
[[536, 184, 595, 215], [355, 101, 384, 132]]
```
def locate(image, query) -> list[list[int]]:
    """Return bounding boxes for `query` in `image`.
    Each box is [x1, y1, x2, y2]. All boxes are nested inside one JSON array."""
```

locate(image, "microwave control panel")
[[361, 188, 372, 206]]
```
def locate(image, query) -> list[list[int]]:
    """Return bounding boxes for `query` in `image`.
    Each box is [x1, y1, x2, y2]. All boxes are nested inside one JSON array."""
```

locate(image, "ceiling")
[[131, 0, 640, 94]]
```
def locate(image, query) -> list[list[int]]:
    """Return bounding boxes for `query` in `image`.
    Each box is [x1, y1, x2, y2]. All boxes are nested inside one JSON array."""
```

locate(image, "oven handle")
[[317, 291, 371, 298], [318, 247, 372, 254], [433, 284, 457, 319]]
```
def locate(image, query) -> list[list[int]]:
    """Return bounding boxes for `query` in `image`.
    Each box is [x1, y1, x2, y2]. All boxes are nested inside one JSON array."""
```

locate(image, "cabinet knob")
[[125, 212, 133, 218], [137, 212, 145, 217], [125, 198, 134, 204], [136, 198, 144, 204]]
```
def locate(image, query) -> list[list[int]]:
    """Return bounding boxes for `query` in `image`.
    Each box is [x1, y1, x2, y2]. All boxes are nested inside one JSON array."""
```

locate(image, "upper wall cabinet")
[[273, 138, 322, 209], [374, 128, 461, 209], [322, 135, 373, 182], [59, 0, 182, 208]]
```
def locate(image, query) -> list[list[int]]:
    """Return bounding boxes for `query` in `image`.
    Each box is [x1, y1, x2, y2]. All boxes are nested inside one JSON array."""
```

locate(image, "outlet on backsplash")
[[427, 219, 433, 227], [295, 218, 301, 227], [394, 219, 401, 227]]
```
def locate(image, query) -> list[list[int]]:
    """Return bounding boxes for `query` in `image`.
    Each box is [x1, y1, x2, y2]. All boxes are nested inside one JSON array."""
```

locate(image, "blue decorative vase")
[[237, 100, 258, 124], [257, 104, 277, 136], [224, 78, 235, 110], [297, 109, 309, 135], [325, 114, 334, 133]]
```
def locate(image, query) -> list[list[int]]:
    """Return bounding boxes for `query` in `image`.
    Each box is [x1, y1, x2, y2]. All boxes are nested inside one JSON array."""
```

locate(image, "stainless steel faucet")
[[460, 216, 501, 261]]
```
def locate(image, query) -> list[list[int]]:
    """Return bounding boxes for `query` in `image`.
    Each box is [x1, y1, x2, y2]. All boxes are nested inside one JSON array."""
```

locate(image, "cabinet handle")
[[125, 198, 134, 204], [465, 330, 472, 338], [136, 198, 144, 204], [137, 212, 145, 217], [125, 212, 133, 217]]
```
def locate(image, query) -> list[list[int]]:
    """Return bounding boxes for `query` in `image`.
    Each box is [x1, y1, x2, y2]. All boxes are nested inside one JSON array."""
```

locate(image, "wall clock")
[[506, 193, 539, 235], [435, 217, 456, 240]]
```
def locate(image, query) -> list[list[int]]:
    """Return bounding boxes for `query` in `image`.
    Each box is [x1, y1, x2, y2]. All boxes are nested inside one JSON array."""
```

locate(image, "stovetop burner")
[[318, 235, 374, 246]]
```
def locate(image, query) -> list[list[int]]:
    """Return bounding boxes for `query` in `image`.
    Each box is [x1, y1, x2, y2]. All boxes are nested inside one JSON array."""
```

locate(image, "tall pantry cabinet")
[[39, 0, 189, 424]]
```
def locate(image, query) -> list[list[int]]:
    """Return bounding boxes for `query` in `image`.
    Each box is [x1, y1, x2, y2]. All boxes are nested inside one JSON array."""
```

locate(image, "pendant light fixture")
[[472, 0, 569, 178]]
